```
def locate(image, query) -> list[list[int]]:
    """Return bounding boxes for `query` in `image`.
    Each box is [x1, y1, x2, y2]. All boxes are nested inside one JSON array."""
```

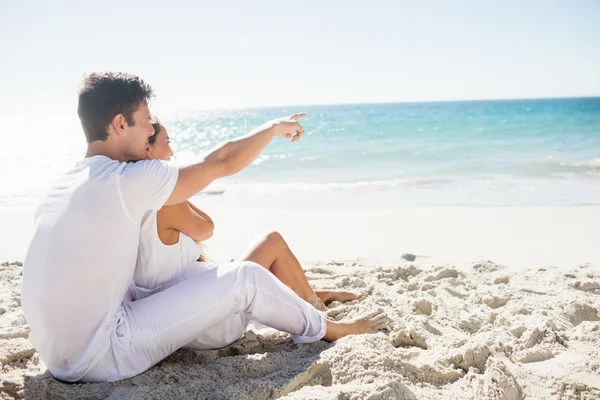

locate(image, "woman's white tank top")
[[134, 210, 203, 291]]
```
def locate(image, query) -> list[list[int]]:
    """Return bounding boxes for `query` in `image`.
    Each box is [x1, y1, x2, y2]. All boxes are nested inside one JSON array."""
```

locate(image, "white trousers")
[[80, 262, 327, 382]]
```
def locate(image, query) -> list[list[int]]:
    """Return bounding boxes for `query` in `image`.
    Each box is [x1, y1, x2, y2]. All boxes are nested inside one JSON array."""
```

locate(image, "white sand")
[[1, 207, 600, 399]]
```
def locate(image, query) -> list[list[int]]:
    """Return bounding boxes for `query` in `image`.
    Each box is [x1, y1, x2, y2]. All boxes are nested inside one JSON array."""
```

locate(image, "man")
[[21, 72, 387, 383]]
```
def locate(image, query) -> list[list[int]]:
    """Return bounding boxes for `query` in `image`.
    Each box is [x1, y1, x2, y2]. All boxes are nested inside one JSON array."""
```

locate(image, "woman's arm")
[[159, 202, 214, 242], [186, 201, 214, 226]]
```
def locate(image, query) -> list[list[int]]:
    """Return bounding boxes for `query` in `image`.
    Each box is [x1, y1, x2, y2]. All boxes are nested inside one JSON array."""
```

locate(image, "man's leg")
[[111, 262, 327, 380], [86, 261, 387, 382]]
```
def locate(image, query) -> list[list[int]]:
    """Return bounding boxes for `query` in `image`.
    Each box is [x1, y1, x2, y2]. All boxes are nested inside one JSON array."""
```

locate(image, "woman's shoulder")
[[155, 206, 181, 245], [157, 202, 189, 218]]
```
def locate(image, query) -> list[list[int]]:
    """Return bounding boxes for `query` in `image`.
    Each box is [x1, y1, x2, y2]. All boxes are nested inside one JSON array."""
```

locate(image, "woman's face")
[[146, 126, 174, 161]]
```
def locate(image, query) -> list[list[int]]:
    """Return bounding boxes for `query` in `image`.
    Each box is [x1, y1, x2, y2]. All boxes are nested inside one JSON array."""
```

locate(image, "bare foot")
[[322, 308, 390, 342], [308, 293, 328, 312], [315, 290, 360, 304]]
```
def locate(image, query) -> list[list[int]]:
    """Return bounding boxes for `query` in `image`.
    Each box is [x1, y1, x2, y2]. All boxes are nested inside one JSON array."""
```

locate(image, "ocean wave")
[[204, 170, 600, 196], [206, 176, 479, 194], [544, 157, 600, 171]]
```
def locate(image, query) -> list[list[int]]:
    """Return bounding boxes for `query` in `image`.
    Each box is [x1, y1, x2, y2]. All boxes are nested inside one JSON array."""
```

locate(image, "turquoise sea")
[[2, 97, 600, 209]]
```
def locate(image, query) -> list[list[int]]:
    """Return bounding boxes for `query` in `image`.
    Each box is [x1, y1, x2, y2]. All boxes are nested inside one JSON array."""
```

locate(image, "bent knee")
[[236, 261, 272, 283], [238, 260, 267, 275], [263, 230, 285, 246]]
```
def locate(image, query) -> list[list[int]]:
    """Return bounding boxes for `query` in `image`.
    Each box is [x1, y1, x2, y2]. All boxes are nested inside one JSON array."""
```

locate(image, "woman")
[[131, 121, 358, 331]]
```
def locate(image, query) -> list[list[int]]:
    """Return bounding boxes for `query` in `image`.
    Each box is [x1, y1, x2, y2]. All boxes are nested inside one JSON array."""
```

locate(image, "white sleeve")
[[116, 160, 179, 222]]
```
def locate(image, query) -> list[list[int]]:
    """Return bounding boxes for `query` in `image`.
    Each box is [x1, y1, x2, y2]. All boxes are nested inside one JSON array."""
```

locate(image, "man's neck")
[[86, 141, 126, 162]]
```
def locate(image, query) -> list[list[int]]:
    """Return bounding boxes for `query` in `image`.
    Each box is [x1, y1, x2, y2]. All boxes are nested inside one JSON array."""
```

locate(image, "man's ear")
[[110, 114, 127, 136]]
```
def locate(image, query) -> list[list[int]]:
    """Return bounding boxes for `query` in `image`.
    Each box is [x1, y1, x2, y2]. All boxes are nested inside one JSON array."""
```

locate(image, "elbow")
[[201, 231, 214, 241], [209, 140, 231, 164], [211, 141, 237, 176], [195, 231, 214, 242], [192, 222, 215, 241], [220, 157, 236, 177], [205, 150, 235, 178]]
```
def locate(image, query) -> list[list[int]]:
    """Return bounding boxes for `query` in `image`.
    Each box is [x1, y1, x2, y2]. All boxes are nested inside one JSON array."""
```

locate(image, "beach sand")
[[1, 207, 600, 399]]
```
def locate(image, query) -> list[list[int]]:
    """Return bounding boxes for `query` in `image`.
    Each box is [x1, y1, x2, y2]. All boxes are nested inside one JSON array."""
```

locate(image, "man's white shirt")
[[21, 155, 178, 381]]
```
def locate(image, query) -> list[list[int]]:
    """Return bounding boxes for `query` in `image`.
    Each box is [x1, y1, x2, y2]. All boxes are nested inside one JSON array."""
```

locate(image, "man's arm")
[[165, 113, 305, 205]]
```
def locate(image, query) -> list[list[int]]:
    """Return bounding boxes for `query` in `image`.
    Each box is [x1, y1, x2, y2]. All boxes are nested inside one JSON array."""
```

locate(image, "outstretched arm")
[[165, 113, 305, 205]]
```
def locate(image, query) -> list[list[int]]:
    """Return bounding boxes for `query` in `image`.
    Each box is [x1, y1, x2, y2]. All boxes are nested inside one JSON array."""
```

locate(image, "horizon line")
[[155, 94, 600, 114], [1, 94, 599, 121]]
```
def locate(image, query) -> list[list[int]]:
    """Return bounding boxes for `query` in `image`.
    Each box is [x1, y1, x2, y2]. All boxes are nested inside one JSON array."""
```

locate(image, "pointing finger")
[[290, 112, 306, 121]]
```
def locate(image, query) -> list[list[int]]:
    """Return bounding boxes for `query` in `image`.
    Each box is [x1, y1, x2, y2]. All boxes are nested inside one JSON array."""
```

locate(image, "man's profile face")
[[123, 102, 154, 161]]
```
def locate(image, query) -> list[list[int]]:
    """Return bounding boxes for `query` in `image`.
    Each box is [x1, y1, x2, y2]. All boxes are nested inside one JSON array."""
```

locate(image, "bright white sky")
[[1, 0, 599, 115]]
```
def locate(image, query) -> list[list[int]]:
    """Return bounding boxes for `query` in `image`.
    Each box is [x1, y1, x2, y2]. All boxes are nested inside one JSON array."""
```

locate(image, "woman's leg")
[[237, 231, 358, 311]]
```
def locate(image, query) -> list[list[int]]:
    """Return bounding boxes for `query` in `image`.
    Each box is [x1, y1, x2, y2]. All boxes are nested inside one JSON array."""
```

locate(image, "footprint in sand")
[[520, 325, 567, 350], [554, 382, 600, 400], [563, 302, 600, 327], [421, 283, 435, 291], [513, 347, 555, 363], [335, 277, 367, 289], [445, 344, 491, 372], [482, 295, 510, 309], [472, 261, 506, 273], [390, 329, 428, 350], [424, 267, 459, 282], [279, 363, 333, 397], [376, 266, 422, 285], [481, 359, 523, 399], [0, 337, 36, 368], [569, 280, 600, 293], [459, 315, 484, 334], [412, 299, 434, 316]]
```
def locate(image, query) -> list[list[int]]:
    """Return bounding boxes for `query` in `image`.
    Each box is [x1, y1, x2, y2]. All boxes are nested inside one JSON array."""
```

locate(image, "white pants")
[[80, 262, 327, 382]]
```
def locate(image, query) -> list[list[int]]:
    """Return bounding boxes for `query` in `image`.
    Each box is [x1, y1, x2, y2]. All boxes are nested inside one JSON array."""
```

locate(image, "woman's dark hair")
[[148, 119, 212, 263], [77, 72, 154, 143], [149, 118, 163, 145]]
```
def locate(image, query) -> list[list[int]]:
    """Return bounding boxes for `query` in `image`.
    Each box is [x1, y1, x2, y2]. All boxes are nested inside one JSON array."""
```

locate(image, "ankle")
[[307, 292, 319, 305], [323, 320, 346, 342]]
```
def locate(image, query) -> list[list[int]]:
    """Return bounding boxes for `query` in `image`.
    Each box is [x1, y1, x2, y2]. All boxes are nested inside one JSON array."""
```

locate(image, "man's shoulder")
[[76, 155, 122, 174], [81, 157, 169, 178], [118, 159, 178, 180]]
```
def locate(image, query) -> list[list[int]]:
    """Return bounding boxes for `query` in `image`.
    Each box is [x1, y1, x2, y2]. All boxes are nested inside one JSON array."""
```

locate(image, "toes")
[[323, 291, 361, 304], [342, 292, 359, 301]]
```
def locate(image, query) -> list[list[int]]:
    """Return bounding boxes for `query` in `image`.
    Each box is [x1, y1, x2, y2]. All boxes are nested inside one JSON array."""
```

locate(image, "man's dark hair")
[[77, 72, 154, 143]]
